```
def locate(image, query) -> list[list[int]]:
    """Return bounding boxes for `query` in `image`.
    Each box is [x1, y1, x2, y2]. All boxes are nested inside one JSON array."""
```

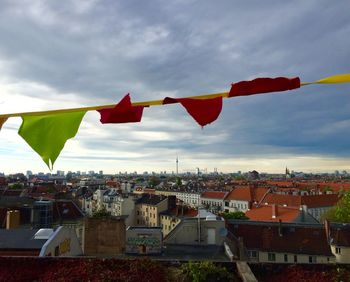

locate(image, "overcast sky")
[[1, 0, 350, 174]]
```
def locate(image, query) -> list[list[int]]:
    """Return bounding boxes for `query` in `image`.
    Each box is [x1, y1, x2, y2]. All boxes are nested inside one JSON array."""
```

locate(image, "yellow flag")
[[316, 74, 350, 84]]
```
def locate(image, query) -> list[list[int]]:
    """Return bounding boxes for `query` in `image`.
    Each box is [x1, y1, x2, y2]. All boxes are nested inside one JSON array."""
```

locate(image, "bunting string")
[[0, 73, 349, 169]]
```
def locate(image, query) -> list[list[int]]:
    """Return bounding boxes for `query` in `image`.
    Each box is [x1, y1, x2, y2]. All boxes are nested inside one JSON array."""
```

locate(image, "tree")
[[181, 261, 235, 282], [322, 190, 350, 223], [92, 207, 111, 218], [221, 211, 248, 220]]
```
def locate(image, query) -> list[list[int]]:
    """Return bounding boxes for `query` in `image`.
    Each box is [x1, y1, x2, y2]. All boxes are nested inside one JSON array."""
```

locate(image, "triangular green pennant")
[[18, 111, 86, 170]]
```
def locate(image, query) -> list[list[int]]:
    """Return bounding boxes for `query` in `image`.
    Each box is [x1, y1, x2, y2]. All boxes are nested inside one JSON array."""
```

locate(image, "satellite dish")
[[219, 227, 228, 237]]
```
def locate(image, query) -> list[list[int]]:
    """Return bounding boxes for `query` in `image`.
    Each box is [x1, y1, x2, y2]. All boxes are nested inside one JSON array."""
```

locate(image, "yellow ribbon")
[[1, 74, 350, 119]]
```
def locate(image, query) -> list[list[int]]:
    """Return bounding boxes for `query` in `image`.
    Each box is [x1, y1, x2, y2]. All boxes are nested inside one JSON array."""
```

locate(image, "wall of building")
[[175, 192, 200, 207], [155, 190, 176, 197], [136, 199, 168, 227], [83, 217, 126, 256], [40, 226, 83, 257], [112, 196, 135, 227], [258, 251, 333, 264], [201, 198, 224, 212], [331, 244, 350, 263], [225, 200, 249, 213], [125, 227, 162, 255], [164, 218, 225, 246], [160, 215, 181, 236]]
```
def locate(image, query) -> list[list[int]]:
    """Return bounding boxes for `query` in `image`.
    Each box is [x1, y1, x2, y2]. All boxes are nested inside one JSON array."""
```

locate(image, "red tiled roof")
[[266, 181, 295, 187], [143, 189, 156, 194], [201, 191, 227, 199], [331, 226, 350, 247], [225, 187, 252, 201], [227, 222, 333, 256], [263, 194, 302, 207], [225, 187, 269, 202], [53, 200, 84, 222], [245, 205, 300, 223], [301, 194, 340, 208]]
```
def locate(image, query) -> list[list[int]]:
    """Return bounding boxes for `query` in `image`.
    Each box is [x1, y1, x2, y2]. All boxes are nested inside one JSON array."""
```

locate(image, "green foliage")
[[148, 176, 160, 188], [8, 183, 23, 189], [234, 175, 246, 181], [91, 207, 111, 218], [322, 190, 350, 223], [222, 211, 248, 220], [181, 261, 234, 282], [176, 177, 182, 186]]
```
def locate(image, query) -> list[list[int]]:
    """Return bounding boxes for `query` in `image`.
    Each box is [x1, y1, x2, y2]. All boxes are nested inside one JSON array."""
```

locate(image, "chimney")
[[272, 204, 278, 219], [168, 195, 176, 210], [324, 219, 330, 243], [278, 219, 283, 237], [6, 210, 20, 230]]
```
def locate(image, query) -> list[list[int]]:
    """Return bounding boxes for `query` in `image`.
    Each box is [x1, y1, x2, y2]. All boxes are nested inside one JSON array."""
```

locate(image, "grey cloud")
[[1, 0, 350, 171]]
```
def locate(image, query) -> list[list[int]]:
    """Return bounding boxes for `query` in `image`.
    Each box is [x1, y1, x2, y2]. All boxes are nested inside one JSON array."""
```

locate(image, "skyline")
[[1, 1, 350, 173]]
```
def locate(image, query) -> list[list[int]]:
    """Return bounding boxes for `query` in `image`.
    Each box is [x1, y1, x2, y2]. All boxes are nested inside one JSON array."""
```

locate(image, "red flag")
[[98, 94, 144, 124], [0, 117, 7, 130], [163, 96, 222, 127], [229, 77, 300, 97]]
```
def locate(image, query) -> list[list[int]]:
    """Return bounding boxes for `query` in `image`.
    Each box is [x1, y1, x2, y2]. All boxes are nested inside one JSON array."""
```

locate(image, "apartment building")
[[227, 220, 335, 264], [135, 194, 172, 227], [200, 191, 227, 212]]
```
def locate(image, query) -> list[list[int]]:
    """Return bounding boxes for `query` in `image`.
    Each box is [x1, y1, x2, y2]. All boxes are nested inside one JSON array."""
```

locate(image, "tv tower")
[[176, 156, 179, 175]]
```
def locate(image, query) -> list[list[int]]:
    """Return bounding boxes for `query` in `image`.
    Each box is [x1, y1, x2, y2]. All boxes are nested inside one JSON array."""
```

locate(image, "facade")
[[227, 220, 335, 264], [83, 217, 126, 256], [112, 194, 136, 227], [175, 191, 200, 208], [160, 206, 198, 236], [164, 216, 226, 246], [135, 194, 170, 227], [0, 227, 82, 257], [125, 227, 162, 255], [330, 223, 350, 263], [200, 191, 227, 213]]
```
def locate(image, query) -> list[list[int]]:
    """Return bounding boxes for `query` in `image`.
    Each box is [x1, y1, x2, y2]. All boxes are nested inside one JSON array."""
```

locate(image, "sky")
[[1, 0, 350, 174]]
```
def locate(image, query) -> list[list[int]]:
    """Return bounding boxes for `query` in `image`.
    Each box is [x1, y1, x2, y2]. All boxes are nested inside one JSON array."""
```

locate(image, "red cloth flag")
[[0, 117, 7, 130], [163, 96, 222, 127], [229, 77, 300, 97], [98, 94, 144, 124]]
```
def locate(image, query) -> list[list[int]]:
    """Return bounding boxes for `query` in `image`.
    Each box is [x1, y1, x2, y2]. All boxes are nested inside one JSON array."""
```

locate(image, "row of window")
[[267, 252, 317, 263], [202, 200, 223, 206], [224, 202, 248, 209]]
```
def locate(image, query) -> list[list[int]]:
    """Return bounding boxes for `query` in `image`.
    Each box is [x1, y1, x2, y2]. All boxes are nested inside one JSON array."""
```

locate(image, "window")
[[54, 246, 59, 256], [248, 251, 257, 258], [309, 256, 316, 263], [268, 253, 276, 262], [284, 254, 288, 262], [294, 255, 297, 263], [336, 247, 341, 254]]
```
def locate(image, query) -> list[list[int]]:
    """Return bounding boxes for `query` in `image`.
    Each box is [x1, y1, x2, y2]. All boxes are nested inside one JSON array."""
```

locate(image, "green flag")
[[18, 111, 86, 170]]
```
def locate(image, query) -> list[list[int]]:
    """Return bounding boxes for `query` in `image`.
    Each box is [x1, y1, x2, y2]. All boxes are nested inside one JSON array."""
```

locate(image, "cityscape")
[[0, 164, 350, 280], [1, 1, 350, 281]]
